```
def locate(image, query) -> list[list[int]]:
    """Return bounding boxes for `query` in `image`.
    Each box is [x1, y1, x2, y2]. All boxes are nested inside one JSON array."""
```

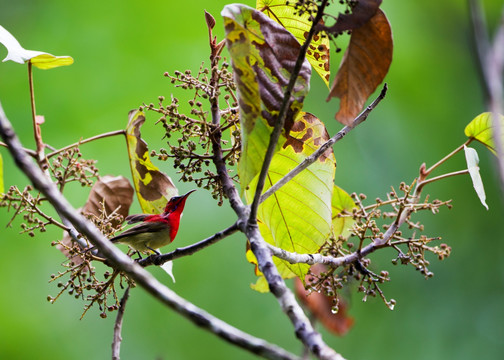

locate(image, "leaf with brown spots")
[[246, 112, 336, 289], [256, 0, 330, 87], [222, 4, 312, 190], [327, 9, 392, 126], [125, 109, 178, 214]]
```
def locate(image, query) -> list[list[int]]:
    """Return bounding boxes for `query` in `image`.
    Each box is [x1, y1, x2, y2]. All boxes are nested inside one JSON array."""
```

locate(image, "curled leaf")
[[222, 4, 311, 189], [464, 112, 504, 155], [0, 25, 73, 69], [125, 109, 178, 214], [327, 9, 392, 126], [464, 145, 488, 210]]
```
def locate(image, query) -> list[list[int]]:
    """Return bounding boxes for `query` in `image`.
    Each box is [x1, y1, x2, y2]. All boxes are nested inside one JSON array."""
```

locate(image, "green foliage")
[[465, 112, 504, 155], [245, 112, 336, 287], [331, 185, 355, 239]]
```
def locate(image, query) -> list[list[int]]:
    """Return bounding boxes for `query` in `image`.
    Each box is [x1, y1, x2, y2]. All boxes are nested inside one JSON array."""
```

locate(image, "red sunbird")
[[89, 190, 196, 255]]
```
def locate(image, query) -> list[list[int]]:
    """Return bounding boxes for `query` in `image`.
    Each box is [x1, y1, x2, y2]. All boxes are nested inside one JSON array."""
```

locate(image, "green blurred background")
[[0, 1, 503, 359]]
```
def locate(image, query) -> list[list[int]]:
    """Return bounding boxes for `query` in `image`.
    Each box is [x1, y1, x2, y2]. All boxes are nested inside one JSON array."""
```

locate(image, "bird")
[[89, 190, 195, 256]]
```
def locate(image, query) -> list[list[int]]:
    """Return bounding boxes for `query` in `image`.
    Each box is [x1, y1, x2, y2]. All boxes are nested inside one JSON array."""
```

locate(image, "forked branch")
[[0, 102, 304, 360]]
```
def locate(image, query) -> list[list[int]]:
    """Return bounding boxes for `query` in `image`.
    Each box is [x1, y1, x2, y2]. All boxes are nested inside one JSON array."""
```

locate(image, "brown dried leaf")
[[327, 9, 392, 126], [81, 175, 134, 227], [294, 264, 354, 336], [322, 0, 382, 34], [58, 175, 134, 260]]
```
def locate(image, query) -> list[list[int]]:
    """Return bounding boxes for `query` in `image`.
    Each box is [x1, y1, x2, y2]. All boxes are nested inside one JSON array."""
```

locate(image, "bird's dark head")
[[163, 189, 196, 214]]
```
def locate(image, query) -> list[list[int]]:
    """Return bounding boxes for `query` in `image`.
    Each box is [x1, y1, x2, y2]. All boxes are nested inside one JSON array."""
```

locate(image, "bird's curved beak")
[[183, 189, 197, 198]]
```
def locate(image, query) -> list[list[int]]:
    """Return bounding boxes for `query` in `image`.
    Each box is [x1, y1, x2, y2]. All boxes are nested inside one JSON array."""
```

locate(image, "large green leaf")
[[256, 0, 330, 87], [246, 112, 336, 288], [125, 109, 178, 214], [464, 112, 504, 155], [222, 4, 311, 190]]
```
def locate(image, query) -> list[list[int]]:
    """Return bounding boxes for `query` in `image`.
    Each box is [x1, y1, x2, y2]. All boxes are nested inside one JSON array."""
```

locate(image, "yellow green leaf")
[[247, 221, 299, 293], [257, 0, 330, 87], [332, 185, 356, 239], [222, 4, 311, 190], [464, 112, 504, 155], [0, 25, 73, 69], [125, 109, 178, 214], [245, 112, 336, 289], [29, 54, 74, 70]]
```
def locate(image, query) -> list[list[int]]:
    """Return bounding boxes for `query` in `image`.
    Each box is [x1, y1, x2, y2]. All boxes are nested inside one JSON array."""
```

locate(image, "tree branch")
[[0, 102, 304, 360], [207, 10, 344, 356], [138, 222, 239, 267], [245, 225, 344, 360], [112, 286, 130, 360], [249, 0, 330, 224], [260, 83, 388, 204], [469, 0, 504, 193]]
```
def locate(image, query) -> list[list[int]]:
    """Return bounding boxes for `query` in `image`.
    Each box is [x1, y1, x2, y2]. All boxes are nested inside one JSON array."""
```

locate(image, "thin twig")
[[112, 286, 130, 360], [260, 83, 388, 204], [28, 62, 44, 163], [0, 141, 37, 158], [424, 139, 472, 176], [138, 222, 239, 267], [417, 169, 470, 192], [12, 187, 70, 231], [46, 130, 126, 159]]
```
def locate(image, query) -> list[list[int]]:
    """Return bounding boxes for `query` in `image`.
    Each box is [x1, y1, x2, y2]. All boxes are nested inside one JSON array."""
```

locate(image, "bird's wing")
[[125, 214, 151, 224], [110, 221, 169, 242]]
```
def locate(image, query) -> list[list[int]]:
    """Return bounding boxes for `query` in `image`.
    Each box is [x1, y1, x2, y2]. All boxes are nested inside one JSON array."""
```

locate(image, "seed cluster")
[[306, 181, 452, 311]]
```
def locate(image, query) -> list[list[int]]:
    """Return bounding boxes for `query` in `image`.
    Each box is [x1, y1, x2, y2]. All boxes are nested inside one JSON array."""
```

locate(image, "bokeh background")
[[0, 1, 503, 359]]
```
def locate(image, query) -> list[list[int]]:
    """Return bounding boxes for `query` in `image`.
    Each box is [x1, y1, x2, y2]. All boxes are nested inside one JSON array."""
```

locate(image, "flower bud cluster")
[[143, 60, 240, 206]]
